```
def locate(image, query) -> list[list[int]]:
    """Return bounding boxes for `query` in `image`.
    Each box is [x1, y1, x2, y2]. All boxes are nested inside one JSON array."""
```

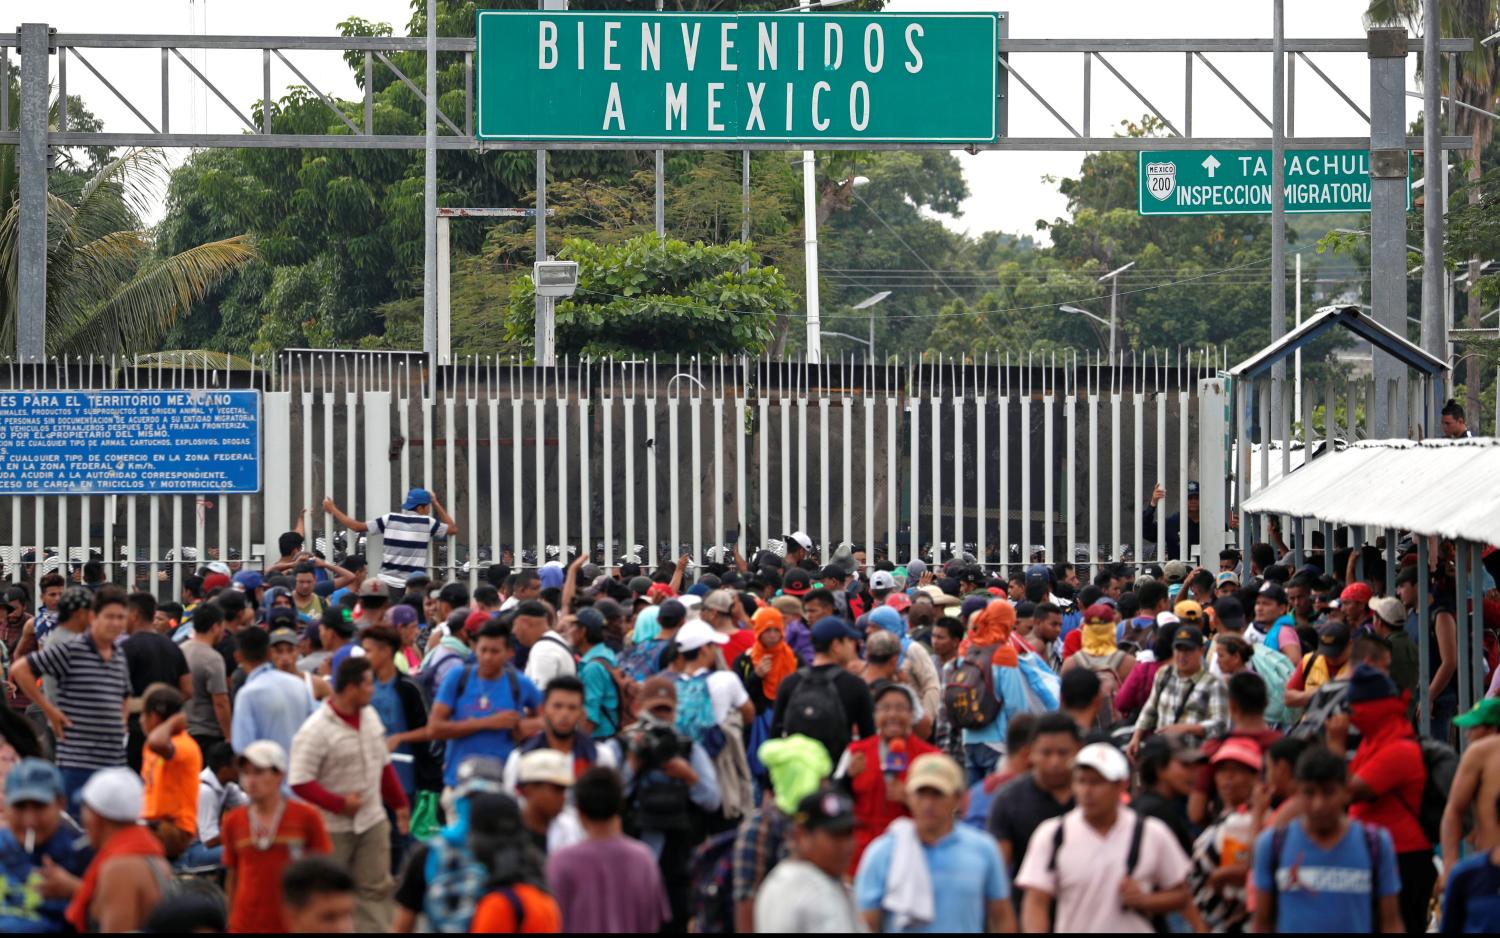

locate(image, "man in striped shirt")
[[9, 585, 131, 817], [323, 487, 458, 589]]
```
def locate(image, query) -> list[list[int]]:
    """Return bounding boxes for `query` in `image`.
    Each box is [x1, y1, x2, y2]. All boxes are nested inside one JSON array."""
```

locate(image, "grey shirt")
[[182, 639, 228, 738], [754, 859, 867, 933]]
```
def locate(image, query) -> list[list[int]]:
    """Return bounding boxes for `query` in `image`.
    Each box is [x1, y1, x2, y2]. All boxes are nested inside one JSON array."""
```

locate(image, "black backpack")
[[943, 643, 1003, 731], [1402, 737, 1460, 846], [782, 666, 849, 756]]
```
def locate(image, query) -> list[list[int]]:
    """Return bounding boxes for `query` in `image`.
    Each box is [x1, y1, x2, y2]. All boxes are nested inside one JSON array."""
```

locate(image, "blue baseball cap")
[[811, 616, 860, 647], [402, 488, 432, 510], [232, 570, 264, 592], [5, 758, 64, 806]]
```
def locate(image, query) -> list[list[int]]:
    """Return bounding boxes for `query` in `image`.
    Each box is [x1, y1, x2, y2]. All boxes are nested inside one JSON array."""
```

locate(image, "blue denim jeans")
[[59, 766, 97, 820], [964, 742, 1001, 787]]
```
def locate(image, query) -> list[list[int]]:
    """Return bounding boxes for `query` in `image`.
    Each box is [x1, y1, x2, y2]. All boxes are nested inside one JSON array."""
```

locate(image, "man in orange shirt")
[[140, 684, 203, 861], [222, 740, 333, 933]]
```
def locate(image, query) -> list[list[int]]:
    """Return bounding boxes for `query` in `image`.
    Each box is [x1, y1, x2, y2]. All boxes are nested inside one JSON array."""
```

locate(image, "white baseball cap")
[[238, 740, 289, 774], [206, 561, 232, 576], [1073, 742, 1131, 783], [81, 767, 144, 823], [675, 619, 730, 653], [787, 531, 814, 553], [869, 570, 896, 592], [517, 749, 574, 788]]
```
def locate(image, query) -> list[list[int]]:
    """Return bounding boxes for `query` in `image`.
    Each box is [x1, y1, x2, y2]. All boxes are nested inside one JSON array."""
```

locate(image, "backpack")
[[1267, 821, 1383, 933], [1076, 651, 1125, 729], [1048, 811, 1166, 933], [1246, 642, 1296, 725], [580, 655, 627, 738], [782, 666, 850, 756], [1401, 738, 1459, 846], [423, 837, 489, 933], [452, 662, 522, 710], [418, 647, 472, 703], [674, 672, 719, 743], [944, 643, 1004, 730], [689, 829, 739, 935], [619, 638, 668, 684]]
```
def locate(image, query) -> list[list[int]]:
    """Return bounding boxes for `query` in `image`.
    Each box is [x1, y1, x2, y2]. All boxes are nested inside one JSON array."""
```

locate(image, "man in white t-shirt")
[[512, 599, 576, 688], [669, 620, 754, 727], [755, 786, 864, 933], [322, 487, 456, 589], [1016, 743, 1193, 933]]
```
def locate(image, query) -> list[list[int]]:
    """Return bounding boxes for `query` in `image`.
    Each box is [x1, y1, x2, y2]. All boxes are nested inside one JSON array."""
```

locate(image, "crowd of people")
[[1, 481, 1499, 933]]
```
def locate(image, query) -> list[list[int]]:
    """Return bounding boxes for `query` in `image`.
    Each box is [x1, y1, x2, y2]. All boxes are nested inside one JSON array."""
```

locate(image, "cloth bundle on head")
[[750, 607, 798, 700], [646, 582, 677, 604], [1081, 602, 1119, 656], [758, 734, 833, 814], [631, 604, 662, 645], [869, 605, 907, 638], [963, 601, 1018, 666]]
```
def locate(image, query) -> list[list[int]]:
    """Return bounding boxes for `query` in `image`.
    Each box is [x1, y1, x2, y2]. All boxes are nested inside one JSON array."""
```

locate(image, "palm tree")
[[1367, 0, 1498, 418], [0, 143, 256, 358]]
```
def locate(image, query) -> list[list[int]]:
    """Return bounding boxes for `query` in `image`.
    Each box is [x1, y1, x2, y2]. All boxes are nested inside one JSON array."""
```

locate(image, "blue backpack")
[[619, 638, 668, 684], [674, 672, 718, 742]]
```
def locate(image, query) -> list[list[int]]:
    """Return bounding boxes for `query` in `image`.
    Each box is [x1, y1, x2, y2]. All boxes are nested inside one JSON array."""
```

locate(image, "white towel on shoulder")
[[880, 817, 934, 930]]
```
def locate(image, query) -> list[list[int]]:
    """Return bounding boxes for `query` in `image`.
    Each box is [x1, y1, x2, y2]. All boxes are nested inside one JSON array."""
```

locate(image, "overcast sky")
[[13, 0, 1422, 241]]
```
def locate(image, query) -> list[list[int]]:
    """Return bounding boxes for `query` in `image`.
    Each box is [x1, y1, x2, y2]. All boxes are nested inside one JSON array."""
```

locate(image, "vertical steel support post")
[[423, 0, 438, 395], [1421, 1, 1445, 430], [17, 24, 49, 363], [1269, 0, 1288, 436], [1368, 27, 1409, 437]]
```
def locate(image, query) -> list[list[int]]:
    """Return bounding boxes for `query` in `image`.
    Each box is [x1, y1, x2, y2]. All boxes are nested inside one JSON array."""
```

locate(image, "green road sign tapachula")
[[1138, 149, 1412, 215], [476, 11, 1000, 144]]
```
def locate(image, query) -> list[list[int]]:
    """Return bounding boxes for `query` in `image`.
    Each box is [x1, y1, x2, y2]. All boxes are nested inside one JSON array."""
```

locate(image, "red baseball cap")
[[884, 592, 911, 612], [463, 609, 493, 636], [1340, 582, 1373, 605]]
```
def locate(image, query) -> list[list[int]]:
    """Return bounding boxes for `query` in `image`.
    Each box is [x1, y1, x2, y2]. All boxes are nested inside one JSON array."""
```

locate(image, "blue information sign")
[[0, 389, 261, 495]]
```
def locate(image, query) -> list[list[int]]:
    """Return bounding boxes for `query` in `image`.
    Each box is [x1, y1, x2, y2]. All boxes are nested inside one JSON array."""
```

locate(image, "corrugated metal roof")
[[1243, 438, 1500, 544]]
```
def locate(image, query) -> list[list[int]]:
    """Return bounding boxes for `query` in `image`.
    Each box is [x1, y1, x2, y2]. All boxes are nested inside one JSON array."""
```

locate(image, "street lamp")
[[1096, 261, 1134, 363], [1059, 304, 1111, 355], [830, 291, 890, 359]]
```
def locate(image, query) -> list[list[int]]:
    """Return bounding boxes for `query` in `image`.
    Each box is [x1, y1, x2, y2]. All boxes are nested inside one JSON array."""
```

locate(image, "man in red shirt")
[[1325, 663, 1430, 934], [222, 741, 333, 933]]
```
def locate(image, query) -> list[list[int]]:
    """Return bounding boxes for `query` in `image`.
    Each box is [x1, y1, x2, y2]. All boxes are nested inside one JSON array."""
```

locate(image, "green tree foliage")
[[504, 234, 791, 358], [924, 120, 1337, 363]]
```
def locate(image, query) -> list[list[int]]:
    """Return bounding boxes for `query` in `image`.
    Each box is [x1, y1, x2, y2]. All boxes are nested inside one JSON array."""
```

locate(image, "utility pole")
[[17, 24, 49, 363], [535, 0, 568, 362]]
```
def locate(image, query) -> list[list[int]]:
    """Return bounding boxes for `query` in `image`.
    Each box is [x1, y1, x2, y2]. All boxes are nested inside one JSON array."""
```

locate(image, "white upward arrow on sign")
[[1202, 155, 1221, 178]]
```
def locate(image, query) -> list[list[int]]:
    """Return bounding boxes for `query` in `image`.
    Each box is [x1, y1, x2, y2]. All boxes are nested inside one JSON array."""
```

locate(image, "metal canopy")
[[1243, 438, 1500, 545], [1228, 304, 1449, 381]]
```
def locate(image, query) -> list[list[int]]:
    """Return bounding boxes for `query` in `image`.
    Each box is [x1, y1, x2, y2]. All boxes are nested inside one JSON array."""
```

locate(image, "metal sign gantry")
[[2, 17, 1474, 441]]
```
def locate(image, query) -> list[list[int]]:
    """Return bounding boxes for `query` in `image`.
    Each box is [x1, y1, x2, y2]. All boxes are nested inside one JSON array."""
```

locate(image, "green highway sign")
[[1137, 149, 1411, 215], [475, 11, 1000, 144]]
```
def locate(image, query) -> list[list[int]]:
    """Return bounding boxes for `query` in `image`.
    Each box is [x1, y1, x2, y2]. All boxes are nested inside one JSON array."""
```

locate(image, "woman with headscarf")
[[734, 606, 801, 794], [1060, 603, 1136, 730]]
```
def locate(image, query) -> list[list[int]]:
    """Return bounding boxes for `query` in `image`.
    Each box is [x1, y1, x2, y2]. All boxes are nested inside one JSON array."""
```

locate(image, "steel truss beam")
[[1, 31, 1473, 152]]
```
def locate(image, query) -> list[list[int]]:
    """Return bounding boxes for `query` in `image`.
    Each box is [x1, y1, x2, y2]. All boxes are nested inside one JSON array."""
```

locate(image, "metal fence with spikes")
[[0, 347, 1427, 599]]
